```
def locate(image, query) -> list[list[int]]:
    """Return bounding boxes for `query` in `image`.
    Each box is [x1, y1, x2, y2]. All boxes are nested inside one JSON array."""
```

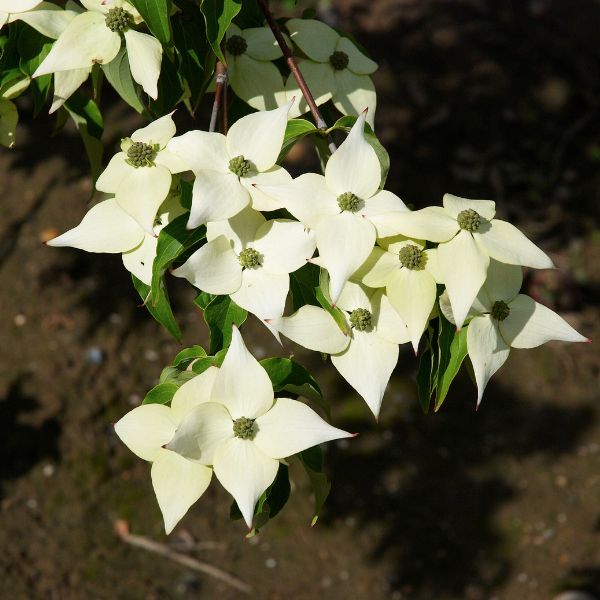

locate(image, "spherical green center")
[[233, 417, 256, 440], [337, 191, 361, 212], [349, 308, 373, 332], [226, 35, 247, 56], [457, 208, 482, 232], [105, 7, 132, 33], [229, 155, 253, 177], [126, 142, 157, 168], [329, 50, 349, 71], [491, 300, 510, 321], [398, 244, 427, 270], [238, 247, 262, 269]]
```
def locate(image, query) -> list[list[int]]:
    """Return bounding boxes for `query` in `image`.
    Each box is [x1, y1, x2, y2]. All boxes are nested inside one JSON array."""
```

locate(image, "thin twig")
[[221, 73, 229, 134], [256, 0, 329, 133], [209, 60, 228, 133], [115, 522, 252, 595]]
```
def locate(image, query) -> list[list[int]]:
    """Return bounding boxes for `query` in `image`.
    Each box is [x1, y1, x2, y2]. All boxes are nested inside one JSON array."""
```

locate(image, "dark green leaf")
[[200, 0, 242, 64], [159, 365, 198, 385], [102, 48, 145, 113], [278, 118, 317, 162], [201, 295, 247, 354], [148, 52, 185, 115], [172, 345, 207, 369], [129, 0, 172, 44], [260, 357, 328, 418], [416, 325, 436, 413], [151, 214, 206, 304], [327, 115, 390, 188], [232, 0, 263, 28], [191, 348, 228, 374], [289, 262, 319, 311], [316, 268, 350, 335], [435, 323, 468, 411], [132, 274, 181, 340], [143, 382, 179, 405], [17, 27, 52, 113], [300, 446, 331, 526], [64, 95, 104, 183]]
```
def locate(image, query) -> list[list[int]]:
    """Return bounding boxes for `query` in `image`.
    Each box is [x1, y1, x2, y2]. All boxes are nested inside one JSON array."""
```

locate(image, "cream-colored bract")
[[172, 207, 316, 323], [285, 18, 378, 127], [387, 193, 554, 329], [32, 0, 162, 101], [95, 114, 188, 233], [47, 192, 186, 285], [161, 327, 351, 529], [269, 281, 410, 418], [259, 112, 408, 303], [167, 103, 293, 228], [114, 367, 218, 534], [440, 260, 588, 406]]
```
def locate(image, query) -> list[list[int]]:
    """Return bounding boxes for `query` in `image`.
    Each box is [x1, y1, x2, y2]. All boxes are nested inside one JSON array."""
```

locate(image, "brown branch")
[[256, 0, 328, 131], [209, 60, 228, 133], [220, 74, 229, 134]]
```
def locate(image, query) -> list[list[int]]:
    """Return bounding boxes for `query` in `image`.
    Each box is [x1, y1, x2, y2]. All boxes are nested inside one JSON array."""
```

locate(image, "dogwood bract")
[[223, 24, 288, 111], [440, 260, 588, 405], [165, 327, 352, 528], [173, 208, 316, 322], [1, 1, 76, 39], [356, 236, 443, 353], [33, 0, 162, 100], [168, 103, 292, 228], [285, 18, 378, 127], [95, 113, 187, 233], [260, 112, 407, 303], [270, 282, 410, 418], [114, 367, 219, 534], [389, 193, 554, 329], [47, 193, 185, 285]]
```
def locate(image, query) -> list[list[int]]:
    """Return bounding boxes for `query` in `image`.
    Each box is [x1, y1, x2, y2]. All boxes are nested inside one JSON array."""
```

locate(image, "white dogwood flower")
[[167, 103, 293, 228], [95, 113, 187, 233], [33, 0, 163, 100], [114, 367, 219, 534], [1, 1, 77, 39], [223, 24, 288, 111], [285, 18, 378, 127], [47, 192, 185, 285], [388, 193, 554, 329], [440, 260, 588, 406], [259, 112, 408, 303], [269, 282, 410, 418], [165, 327, 352, 528], [356, 236, 443, 353], [173, 207, 316, 321]]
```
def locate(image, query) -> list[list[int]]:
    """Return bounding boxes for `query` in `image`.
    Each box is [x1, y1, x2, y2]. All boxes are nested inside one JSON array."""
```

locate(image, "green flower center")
[[329, 50, 349, 71], [226, 35, 248, 56], [105, 7, 132, 33], [238, 247, 262, 269], [491, 300, 510, 321], [229, 155, 253, 177], [126, 142, 157, 168], [349, 308, 373, 332], [233, 417, 256, 440], [337, 191, 361, 212], [398, 244, 427, 270], [457, 208, 482, 232]]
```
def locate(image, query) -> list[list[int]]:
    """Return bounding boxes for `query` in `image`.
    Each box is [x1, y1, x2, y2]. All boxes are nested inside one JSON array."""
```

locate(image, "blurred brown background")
[[1, 0, 599, 598]]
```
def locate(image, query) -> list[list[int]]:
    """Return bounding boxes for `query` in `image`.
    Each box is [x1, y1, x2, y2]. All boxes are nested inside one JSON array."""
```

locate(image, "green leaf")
[[201, 295, 248, 354], [132, 274, 181, 340], [159, 365, 197, 386], [102, 48, 145, 113], [172, 345, 207, 369], [64, 95, 104, 182], [143, 382, 179, 405], [191, 347, 228, 374], [17, 27, 52, 114], [129, 0, 172, 44], [151, 214, 206, 305], [435, 322, 468, 411], [260, 357, 329, 418], [200, 0, 242, 64], [194, 290, 216, 310], [148, 52, 185, 115], [289, 262, 319, 311], [416, 325, 436, 413], [316, 268, 350, 335], [300, 446, 331, 526], [278, 118, 317, 162], [232, 0, 264, 28], [327, 115, 390, 188]]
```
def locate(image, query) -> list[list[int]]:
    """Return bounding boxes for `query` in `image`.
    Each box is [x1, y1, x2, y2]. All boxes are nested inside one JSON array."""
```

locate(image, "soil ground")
[[1, 1, 599, 599]]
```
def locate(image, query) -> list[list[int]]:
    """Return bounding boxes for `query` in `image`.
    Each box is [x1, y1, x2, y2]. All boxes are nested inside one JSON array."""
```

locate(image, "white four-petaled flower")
[[439, 260, 588, 405], [167, 103, 293, 228], [260, 112, 408, 303], [173, 207, 316, 322], [388, 193, 554, 329]]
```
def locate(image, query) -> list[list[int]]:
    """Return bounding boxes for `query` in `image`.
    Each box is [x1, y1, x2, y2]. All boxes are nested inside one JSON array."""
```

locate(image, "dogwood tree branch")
[[209, 60, 228, 133]]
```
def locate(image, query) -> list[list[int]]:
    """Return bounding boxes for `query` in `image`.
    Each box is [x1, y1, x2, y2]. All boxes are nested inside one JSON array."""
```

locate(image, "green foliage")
[[201, 295, 248, 354], [132, 274, 181, 340], [129, 0, 173, 44], [300, 446, 331, 526], [278, 118, 317, 162], [102, 49, 145, 113], [200, 0, 242, 64], [143, 381, 180, 405]]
